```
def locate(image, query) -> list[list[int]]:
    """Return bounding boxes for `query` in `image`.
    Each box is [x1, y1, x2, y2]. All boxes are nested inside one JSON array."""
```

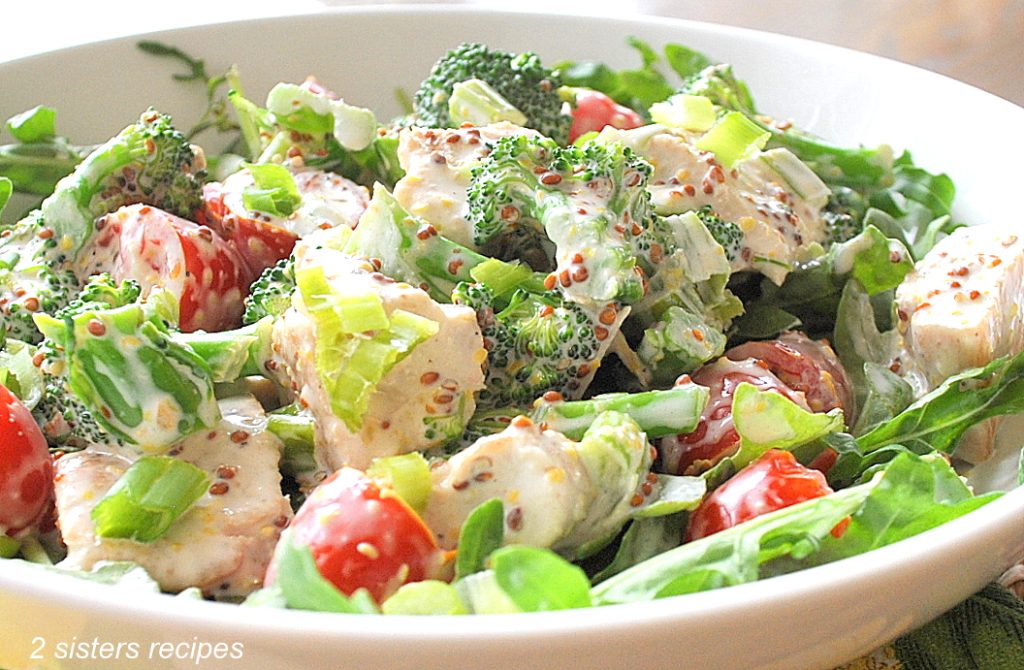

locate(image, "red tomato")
[[662, 358, 810, 476], [87, 204, 254, 332], [726, 331, 855, 417], [569, 90, 644, 143], [266, 467, 443, 603], [685, 449, 843, 542], [201, 168, 368, 276], [0, 383, 53, 536]]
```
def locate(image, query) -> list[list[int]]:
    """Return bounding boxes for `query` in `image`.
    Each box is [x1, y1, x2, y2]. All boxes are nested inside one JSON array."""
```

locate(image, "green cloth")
[[895, 583, 1024, 670], [837, 583, 1024, 670]]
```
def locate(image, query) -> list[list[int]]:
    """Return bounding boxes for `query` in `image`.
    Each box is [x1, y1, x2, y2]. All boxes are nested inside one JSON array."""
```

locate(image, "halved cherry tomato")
[[266, 467, 443, 603], [201, 168, 368, 276], [86, 204, 254, 332], [726, 331, 855, 417], [662, 357, 810, 476], [0, 383, 53, 536], [569, 89, 644, 143], [685, 449, 845, 542]]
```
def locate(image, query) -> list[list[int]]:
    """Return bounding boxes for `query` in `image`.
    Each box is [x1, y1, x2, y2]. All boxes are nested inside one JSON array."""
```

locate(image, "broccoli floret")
[[243, 255, 296, 324], [678, 63, 757, 115], [34, 377, 122, 450], [0, 110, 202, 342], [55, 273, 141, 319], [467, 134, 657, 306], [822, 187, 867, 245], [694, 206, 742, 263], [413, 43, 571, 144], [453, 281, 607, 409]]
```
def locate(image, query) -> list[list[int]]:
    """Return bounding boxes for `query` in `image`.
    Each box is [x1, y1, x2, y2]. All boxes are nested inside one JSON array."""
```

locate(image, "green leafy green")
[[491, 545, 592, 612], [6, 106, 56, 143], [455, 498, 505, 580], [593, 453, 994, 605], [272, 530, 379, 614]]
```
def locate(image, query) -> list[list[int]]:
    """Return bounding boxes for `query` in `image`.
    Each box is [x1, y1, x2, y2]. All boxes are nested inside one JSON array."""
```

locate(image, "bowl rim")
[[1, 1, 1022, 645]]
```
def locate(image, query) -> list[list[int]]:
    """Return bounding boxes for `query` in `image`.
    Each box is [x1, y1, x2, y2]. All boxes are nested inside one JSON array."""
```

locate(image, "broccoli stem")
[[531, 385, 709, 441]]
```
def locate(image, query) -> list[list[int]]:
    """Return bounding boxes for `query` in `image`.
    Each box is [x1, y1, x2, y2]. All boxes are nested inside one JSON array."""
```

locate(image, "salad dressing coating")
[[603, 125, 829, 284], [394, 122, 539, 248]]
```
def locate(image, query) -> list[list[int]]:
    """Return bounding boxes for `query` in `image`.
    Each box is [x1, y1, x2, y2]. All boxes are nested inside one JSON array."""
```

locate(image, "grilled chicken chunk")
[[895, 224, 1024, 463], [601, 125, 829, 285], [54, 396, 292, 597], [270, 246, 486, 472]]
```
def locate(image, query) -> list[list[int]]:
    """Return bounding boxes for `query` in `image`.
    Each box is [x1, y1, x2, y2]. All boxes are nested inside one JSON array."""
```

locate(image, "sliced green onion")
[[298, 265, 389, 334], [532, 385, 709, 441], [367, 452, 432, 515], [649, 94, 716, 132], [695, 111, 770, 168], [326, 310, 438, 430], [381, 580, 468, 615], [242, 162, 302, 217], [759, 147, 830, 208], [469, 258, 534, 299], [91, 456, 211, 542], [266, 410, 317, 478]]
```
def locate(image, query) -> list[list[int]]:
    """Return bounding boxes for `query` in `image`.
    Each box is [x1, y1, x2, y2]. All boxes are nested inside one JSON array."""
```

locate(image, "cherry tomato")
[[726, 331, 855, 417], [569, 89, 644, 143], [662, 357, 810, 476], [685, 449, 843, 542], [87, 204, 254, 332], [0, 383, 53, 536], [266, 467, 443, 603], [201, 168, 368, 276]]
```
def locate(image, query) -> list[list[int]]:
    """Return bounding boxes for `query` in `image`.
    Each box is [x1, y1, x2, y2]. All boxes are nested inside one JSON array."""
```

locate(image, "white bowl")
[[1, 7, 1022, 670]]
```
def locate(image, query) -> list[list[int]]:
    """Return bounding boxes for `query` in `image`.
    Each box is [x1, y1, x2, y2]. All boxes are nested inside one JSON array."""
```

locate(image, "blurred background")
[[2, 0, 1022, 105]]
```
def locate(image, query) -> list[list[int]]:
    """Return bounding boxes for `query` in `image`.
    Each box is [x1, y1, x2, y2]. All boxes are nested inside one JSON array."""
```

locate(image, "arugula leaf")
[[857, 350, 1024, 455], [592, 453, 997, 605], [6, 106, 56, 143], [735, 226, 912, 338], [833, 278, 902, 412], [593, 514, 686, 582], [663, 44, 712, 80], [455, 498, 505, 580], [802, 454, 1001, 566], [851, 362, 914, 436], [490, 545, 592, 612]]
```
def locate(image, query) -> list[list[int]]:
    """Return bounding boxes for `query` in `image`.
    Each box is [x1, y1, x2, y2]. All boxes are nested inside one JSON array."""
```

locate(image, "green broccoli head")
[[678, 63, 757, 115], [467, 133, 657, 306], [453, 281, 605, 409], [414, 43, 571, 143], [243, 254, 297, 324], [55, 273, 142, 320], [34, 376, 123, 450], [42, 109, 204, 254], [822, 186, 867, 245]]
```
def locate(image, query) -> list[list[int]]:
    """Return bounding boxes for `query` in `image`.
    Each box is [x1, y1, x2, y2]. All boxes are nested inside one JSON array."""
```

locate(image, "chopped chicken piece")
[[54, 396, 292, 597]]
